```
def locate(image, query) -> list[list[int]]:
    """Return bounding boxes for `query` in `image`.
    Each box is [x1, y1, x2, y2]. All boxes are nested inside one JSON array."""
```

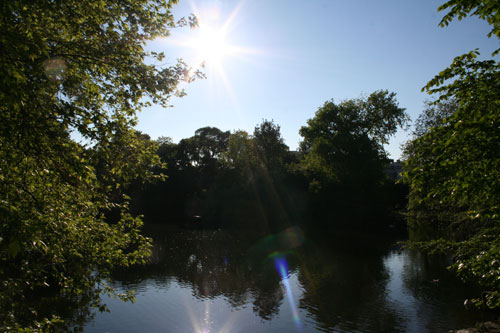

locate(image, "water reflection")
[[296, 237, 405, 332], [273, 255, 302, 330], [110, 227, 289, 321], [384, 250, 492, 332], [84, 226, 492, 332]]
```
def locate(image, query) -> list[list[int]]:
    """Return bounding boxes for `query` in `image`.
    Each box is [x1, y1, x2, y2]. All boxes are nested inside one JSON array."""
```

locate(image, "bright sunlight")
[[191, 25, 233, 68], [155, 2, 266, 111], [169, 2, 257, 79], [161, 1, 262, 109], [185, 2, 246, 77]]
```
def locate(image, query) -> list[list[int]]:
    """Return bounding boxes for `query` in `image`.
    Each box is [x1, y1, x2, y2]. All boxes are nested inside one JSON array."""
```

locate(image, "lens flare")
[[250, 226, 305, 260], [247, 228, 306, 330], [273, 255, 302, 331], [43, 58, 67, 81]]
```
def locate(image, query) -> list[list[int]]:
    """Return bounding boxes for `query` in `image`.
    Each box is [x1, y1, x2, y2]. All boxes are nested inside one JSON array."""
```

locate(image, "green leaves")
[[438, 0, 500, 55], [299, 90, 408, 186], [253, 120, 289, 175], [0, 0, 191, 329], [403, 0, 500, 309]]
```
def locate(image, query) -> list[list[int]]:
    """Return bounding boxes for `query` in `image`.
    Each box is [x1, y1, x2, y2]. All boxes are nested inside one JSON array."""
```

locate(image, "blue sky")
[[137, 0, 499, 159]]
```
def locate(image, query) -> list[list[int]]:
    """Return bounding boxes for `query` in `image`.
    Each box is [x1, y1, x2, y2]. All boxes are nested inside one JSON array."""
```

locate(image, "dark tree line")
[[127, 92, 409, 235], [129, 120, 305, 235]]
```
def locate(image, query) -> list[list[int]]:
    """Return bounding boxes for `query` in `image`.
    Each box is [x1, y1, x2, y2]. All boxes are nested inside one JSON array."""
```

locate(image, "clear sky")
[[137, 0, 499, 159]]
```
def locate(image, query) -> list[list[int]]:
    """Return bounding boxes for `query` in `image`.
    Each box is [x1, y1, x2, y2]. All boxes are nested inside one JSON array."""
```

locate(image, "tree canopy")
[[297, 91, 408, 230], [299, 90, 408, 186], [438, 0, 500, 55], [253, 120, 289, 176], [403, 0, 500, 310], [0, 0, 199, 330]]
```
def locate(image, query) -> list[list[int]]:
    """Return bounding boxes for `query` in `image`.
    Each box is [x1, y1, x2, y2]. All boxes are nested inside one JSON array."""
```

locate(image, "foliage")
[[403, 55, 500, 308], [253, 120, 289, 176], [438, 0, 500, 55], [403, 0, 500, 309], [410, 99, 458, 139], [177, 127, 230, 171], [135, 121, 305, 233], [299, 90, 408, 187], [0, 0, 198, 329], [221, 130, 260, 180], [205, 123, 297, 232], [298, 91, 408, 230]]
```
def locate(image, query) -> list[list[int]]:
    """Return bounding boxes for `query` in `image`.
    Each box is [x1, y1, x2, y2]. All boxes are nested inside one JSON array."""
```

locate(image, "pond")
[[83, 225, 491, 332]]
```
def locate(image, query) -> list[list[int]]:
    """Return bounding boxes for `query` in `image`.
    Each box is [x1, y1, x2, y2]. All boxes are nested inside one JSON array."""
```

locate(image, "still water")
[[84, 225, 490, 332]]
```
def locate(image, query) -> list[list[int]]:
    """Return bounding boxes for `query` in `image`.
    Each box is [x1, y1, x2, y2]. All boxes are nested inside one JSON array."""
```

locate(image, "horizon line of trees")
[[123, 89, 409, 235]]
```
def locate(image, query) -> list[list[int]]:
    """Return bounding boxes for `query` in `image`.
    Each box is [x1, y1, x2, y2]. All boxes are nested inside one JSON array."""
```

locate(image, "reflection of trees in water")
[[14, 229, 491, 331], [110, 228, 285, 320], [105, 228, 489, 332], [400, 249, 474, 302], [398, 250, 490, 332], [108, 228, 411, 330], [295, 238, 406, 332], [251, 287, 283, 320], [5, 283, 101, 332], [108, 228, 409, 331]]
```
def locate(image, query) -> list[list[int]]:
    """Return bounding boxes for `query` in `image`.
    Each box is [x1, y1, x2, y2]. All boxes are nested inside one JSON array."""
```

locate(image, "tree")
[[175, 127, 229, 170], [300, 90, 408, 187], [438, 0, 500, 55], [298, 90, 408, 229], [403, 54, 500, 309], [408, 99, 458, 139], [401, 99, 459, 239], [402, 0, 500, 309], [253, 120, 289, 176], [191, 127, 230, 171], [156, 136, 179, 169], [0, 0, 198, 329], [222, 130, 259, 178]]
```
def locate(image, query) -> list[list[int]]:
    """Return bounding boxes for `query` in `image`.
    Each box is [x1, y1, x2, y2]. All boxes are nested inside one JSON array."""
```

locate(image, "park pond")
[[83, 225, 494, 332]]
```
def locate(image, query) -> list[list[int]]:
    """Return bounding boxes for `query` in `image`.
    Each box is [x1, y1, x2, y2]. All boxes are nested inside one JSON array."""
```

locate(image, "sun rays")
[[158, 1, 265, 112], [189, 17, 235, 70], [186, 1, 245, 69]]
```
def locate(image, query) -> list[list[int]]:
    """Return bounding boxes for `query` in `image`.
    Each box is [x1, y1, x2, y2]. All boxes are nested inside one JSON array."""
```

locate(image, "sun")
[[180, 2, 248, 74], [159, 1, 264, 105], [192, 25, 233, 67]]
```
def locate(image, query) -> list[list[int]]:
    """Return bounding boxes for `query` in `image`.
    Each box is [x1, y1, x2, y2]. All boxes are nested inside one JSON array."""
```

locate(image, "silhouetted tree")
[[299, 90, 409, 229], [253, 120, 289, 176]]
